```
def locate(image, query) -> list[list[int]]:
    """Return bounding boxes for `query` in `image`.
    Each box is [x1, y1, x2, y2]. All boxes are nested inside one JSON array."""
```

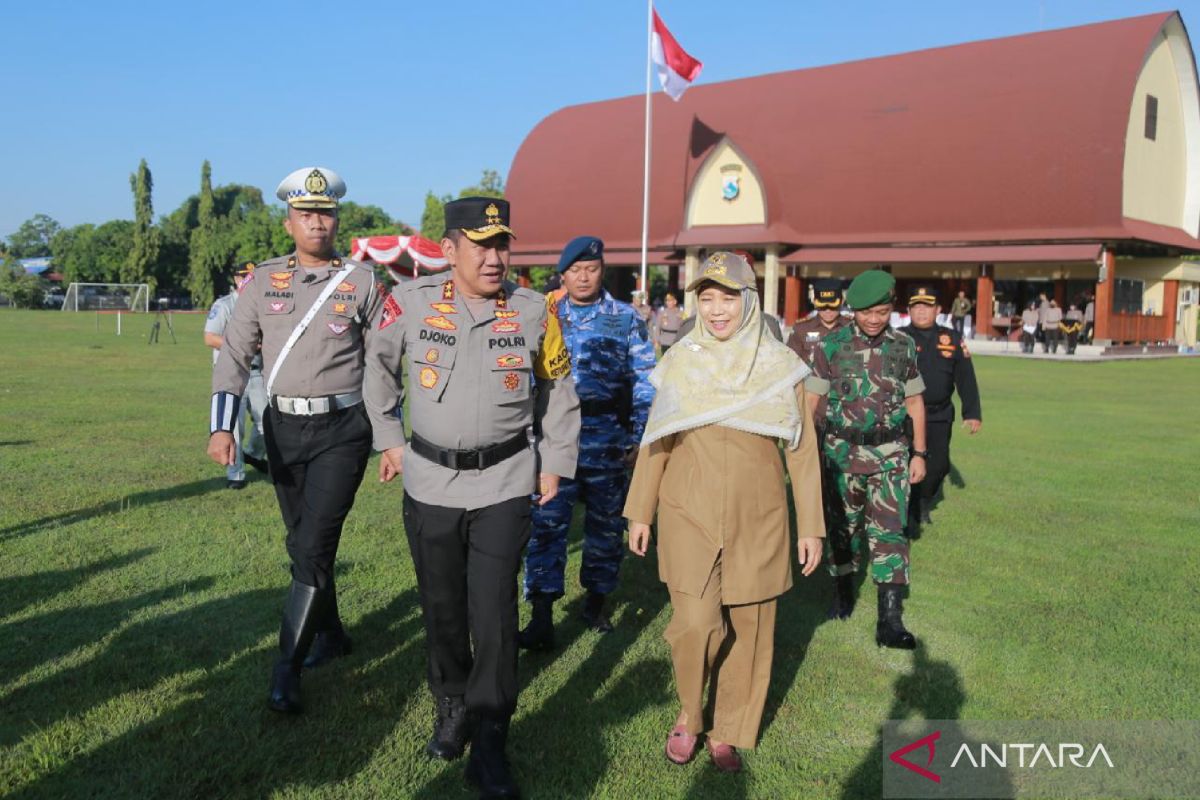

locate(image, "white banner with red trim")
[[350, 235, 448, 283]]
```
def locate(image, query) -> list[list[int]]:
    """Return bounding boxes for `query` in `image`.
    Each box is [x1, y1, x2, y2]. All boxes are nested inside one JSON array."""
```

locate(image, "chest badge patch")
[[337, 281, 356, 293], [496, 353, 524, 369], [272, 280, 291, 290], [495, 309, 519, 319], [492, 321, 520, 334], [425, 348, 440, 364], [430, 302, 457, 314], [269, 301, 287, 313], [270, 272, 292, 281], [420, 366, 439, 389], [424, 315, 457, 331], [502, 371, 520, 391], [327, 322, 350, 335]]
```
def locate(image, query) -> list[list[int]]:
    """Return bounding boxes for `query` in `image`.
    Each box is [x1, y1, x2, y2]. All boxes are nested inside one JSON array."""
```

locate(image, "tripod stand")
[[148, 308, 177, 344]]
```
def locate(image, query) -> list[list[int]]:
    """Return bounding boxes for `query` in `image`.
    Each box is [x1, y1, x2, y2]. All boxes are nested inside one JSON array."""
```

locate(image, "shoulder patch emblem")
[[380, 294, 402, 330], [425, 315, 457, 331]]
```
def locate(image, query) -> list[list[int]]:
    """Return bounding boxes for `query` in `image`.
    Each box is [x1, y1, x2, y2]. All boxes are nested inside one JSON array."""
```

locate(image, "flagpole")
[[639, 0, 653, 297]]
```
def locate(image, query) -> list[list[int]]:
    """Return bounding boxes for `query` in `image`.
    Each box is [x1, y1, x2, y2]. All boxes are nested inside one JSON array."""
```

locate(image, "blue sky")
[[3, 1, 1197, 239]]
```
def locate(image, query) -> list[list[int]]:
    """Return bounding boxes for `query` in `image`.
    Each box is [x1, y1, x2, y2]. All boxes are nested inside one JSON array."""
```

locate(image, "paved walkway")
[[965, 338, 1197, 362]]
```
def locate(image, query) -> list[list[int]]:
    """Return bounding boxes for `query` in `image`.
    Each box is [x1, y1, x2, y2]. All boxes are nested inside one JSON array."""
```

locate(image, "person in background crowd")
[[656, 291, 686, 353], [1042, 299, 1063, 354], [1061, 304, 1084, 355], [1020, 301, 1039, 354]]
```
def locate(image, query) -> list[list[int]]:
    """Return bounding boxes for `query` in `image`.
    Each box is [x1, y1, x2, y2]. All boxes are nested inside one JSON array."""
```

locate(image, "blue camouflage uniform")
[[524, 288, 656, 599]]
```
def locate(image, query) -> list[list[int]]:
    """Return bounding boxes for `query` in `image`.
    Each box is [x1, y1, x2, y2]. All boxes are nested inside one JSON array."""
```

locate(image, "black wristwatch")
[[912, 450, 928, 459]]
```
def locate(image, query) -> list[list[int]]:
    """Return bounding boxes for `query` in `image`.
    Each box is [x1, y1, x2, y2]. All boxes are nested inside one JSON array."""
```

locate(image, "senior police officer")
[[786, 279, 851, 366], [364, 197, 580, 799], [204, 262, 269, 487], [518, 235, 655, 650], [804, 269, 927, 649], [898, 285, 982, 535], [208, 166, 384, 713]]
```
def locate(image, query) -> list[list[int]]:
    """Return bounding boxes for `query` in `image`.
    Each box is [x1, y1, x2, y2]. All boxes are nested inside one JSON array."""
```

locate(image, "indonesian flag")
[[652, 9, 702, 101]]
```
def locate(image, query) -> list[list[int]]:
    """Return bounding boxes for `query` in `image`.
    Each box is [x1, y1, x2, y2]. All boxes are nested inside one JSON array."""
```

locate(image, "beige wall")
[[685, 140, 767, 227], [1177, 281, 1199, 346], [1123, 21, 1197, 235], [1115, 256, 1200, 282]]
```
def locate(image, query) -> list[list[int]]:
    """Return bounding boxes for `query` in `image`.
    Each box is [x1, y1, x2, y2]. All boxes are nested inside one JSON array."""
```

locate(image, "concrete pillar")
[[684, 248, 700, 315], [764, 245, 780, 319]]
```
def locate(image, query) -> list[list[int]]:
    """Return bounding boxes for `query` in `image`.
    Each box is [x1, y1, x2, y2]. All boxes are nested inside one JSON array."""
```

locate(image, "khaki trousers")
[[664, 557, 778, 749]]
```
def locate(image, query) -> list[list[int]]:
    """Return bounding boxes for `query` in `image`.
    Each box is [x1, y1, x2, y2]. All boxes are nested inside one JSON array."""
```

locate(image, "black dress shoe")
[[426, 695, 471, 760], [227, 479, 247, 490], [466, 717, 519, 798], [268, 661, 303, 713], [581, 592, 613, 633], [516, 593, 555, 651], [243, 452, 269, 474]]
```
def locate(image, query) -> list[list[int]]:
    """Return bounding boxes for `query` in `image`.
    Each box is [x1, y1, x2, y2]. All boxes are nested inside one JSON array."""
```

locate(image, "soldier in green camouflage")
[[804, 270, 927, 649]]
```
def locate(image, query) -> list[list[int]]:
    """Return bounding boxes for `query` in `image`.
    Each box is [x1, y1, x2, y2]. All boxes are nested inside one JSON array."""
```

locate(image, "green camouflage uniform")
[[804, 323, 925, 585]]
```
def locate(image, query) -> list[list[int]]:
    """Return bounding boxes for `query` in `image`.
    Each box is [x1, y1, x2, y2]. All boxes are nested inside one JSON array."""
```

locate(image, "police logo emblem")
[[425, 348, 440, 364], [485, 203, 501, 224], [304, 169, 328, 194], [419, 366, 438, 389]]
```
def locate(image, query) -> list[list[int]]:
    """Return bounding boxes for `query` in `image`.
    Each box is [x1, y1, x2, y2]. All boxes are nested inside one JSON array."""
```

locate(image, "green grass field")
[[1, 309, 1198, 799]]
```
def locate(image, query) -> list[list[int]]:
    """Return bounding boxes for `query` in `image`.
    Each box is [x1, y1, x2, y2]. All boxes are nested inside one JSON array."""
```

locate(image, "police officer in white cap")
[[207, 166, 385, 713]]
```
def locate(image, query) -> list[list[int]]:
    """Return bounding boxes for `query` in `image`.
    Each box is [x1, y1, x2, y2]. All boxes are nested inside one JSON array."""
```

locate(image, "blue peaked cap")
[[556, 235, 605, 273]]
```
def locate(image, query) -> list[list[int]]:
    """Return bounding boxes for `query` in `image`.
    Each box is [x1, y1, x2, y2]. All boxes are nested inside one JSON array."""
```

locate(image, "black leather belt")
[[410, 431, 528, 471], [825, 423, 906, 447], [580, 398, 620, 417]]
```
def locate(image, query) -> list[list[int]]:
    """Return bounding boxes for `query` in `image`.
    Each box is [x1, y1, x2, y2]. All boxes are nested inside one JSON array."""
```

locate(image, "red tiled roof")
[[508, 12, 1189, 255]]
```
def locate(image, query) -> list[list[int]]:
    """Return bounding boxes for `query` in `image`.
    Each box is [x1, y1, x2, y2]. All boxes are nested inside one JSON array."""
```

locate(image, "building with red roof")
[[507, 11, 1200, 346]]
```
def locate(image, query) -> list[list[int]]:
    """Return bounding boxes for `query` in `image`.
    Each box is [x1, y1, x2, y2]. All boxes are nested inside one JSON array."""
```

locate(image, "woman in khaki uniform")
[[625, 252, 825, 773]]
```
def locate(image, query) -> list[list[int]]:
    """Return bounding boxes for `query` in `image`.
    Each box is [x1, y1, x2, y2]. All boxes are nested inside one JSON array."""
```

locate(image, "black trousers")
[[263, 403, 372, 589], [910, 419, 953, 524], [403, 493, 532, 717], [952, 315, 965, 335]]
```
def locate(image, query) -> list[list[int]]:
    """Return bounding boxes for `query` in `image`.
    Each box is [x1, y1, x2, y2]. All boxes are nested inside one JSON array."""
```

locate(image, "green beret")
[[845, 269, 896, 309]]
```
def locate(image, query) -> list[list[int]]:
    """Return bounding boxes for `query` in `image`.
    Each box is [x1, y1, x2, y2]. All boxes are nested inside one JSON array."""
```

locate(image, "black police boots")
[[304, 580, 353, 669], [827, 574, 856, 620], [426, 695, 472, 760], [465, 716, 520, 799], [268, 580, 325, 713], [581, 591, 613, 633], [875, 584, 917, 650], [516, 593, 555, 651]]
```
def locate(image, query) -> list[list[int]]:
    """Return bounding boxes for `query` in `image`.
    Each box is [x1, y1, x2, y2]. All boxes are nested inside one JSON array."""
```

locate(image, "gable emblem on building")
[[720, 163, 742, 202]]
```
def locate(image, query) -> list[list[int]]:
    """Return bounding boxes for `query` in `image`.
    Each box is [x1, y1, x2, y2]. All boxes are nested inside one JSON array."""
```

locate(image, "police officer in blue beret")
[[519, 235, 657, 649]]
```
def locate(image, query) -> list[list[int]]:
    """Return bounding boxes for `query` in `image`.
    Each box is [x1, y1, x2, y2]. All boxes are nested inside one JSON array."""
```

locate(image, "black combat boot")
[[875, 584, 917, 650], [268, 580, 325, 713], [426, 695, 471, 760], [516, 593, 555, 651], [304, 580, 353, 669], [581, 591, 613, 633], [827, 574, 856, 620], [465, 716, 520, 799]]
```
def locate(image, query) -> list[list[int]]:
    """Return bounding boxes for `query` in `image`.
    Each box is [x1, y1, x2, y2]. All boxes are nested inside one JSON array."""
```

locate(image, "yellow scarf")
[[641, 289, 808, 449]]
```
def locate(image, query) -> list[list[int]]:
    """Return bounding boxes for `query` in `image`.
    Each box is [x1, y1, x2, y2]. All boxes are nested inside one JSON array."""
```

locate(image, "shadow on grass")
[[0, 547, 155, 621], [0, 479, 231, 542], [948, 462, 965, 489], [8, 585, 427, 800], [837, 644, 1008, 800], [0, 440, 33, 447], [413, 543, 672, 799]]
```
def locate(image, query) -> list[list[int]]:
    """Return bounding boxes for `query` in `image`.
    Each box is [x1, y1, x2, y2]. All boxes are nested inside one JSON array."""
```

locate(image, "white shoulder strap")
[[267, 263, 356, 398]]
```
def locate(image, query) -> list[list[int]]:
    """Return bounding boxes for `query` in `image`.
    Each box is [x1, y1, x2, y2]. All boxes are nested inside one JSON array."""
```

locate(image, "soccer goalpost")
[[62, 283, 150, 313]]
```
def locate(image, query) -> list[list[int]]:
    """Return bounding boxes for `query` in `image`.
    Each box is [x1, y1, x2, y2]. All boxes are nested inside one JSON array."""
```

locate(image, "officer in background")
[[204, 262, 268, 487], [805, 269, 926, 649], [786, 279, 850, 366], [519, 235, 655, 650], [208, 167, 383, 713], [364, 197, 580, 799], [898, 286, 981, 535]]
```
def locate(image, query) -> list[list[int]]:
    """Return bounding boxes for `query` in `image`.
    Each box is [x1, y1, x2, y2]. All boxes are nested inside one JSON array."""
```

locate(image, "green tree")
[[420, 191, 452, 239], [52, 224, 99, 284], [0, 256, 46, 307], [187, 161, 226, 308], [6, 213, 61, 258], [125, 159, 161, 294], [230, 205, 290, 265], [335, 201, 408, 254], [459, 169, 505, 198], [90, 220, 136, 282]]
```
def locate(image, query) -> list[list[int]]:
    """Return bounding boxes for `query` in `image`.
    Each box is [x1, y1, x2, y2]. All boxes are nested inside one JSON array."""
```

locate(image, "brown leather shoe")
[[706, 740, 743, 773], [665, 725, 698, 765]]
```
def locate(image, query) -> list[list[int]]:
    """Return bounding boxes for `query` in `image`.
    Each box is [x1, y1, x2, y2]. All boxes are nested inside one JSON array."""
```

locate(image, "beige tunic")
[[623, 388, 824, 605]]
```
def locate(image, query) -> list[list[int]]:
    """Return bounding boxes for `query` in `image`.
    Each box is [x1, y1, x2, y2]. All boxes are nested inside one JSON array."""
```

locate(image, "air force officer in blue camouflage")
[[519, 236, 657, 648]]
